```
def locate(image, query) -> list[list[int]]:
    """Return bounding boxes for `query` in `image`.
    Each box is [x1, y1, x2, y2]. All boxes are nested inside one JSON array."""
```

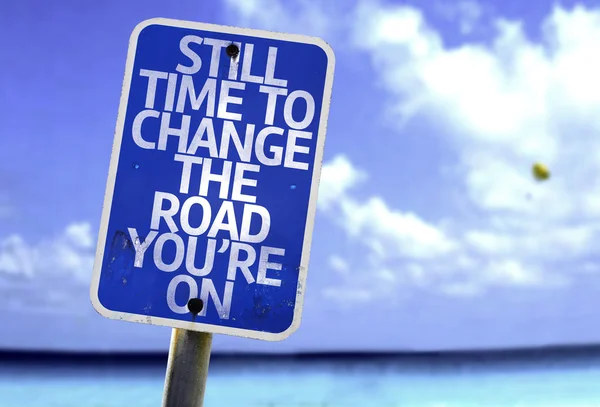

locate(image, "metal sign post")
[[90, 17, 335, 407], [162, 329, 213, 407]]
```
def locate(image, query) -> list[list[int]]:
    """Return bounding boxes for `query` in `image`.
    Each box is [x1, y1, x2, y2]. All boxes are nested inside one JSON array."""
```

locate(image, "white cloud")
[[436, 0, 485, 34], [353, 6, 600, 216], [329, 255, 350, 275], [318, 156, 455, 261], [317, 155, 366, 210], [322, 286, 373, 304], [0, 222, 95, 284], [0, 222, 96, 313], [312, 3, 600, 301], [65, 223, 95, 250], [318, 155, 568, 299], [338, 197, 457, 259], [0, 236, 35, 278], [222, 0, 336, 38], [353, 3, 600, 215]]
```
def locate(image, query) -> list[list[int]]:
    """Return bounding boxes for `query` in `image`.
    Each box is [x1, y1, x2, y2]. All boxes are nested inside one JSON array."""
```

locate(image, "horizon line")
[[3, 343, 600, 365]]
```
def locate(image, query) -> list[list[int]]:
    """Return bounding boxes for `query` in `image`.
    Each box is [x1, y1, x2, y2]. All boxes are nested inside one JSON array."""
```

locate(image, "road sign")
[[90, 18, 335, 341]]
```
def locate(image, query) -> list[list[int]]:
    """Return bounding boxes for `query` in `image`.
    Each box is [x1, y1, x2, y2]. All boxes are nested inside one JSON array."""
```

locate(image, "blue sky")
[[2, 0, 600, 352]]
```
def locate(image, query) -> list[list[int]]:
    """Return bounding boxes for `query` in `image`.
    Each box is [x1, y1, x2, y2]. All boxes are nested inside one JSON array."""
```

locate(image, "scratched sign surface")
[[90, 19, 335, 341]]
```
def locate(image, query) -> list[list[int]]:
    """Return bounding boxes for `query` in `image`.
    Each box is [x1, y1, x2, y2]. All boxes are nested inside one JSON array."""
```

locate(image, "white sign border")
[[89, 17, 335, 342]]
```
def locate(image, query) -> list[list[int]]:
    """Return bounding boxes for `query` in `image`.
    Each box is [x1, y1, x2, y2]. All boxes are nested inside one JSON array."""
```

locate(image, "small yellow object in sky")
[[532, 162, 550, 181]]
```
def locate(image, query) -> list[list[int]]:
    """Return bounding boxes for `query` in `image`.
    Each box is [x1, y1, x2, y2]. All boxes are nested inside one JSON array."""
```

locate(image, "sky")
[[1, 0, 600, 352]]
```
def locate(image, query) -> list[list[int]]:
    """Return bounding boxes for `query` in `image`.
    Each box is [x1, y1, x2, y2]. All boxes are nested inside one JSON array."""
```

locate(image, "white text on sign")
[[126, 36, 318, 319]]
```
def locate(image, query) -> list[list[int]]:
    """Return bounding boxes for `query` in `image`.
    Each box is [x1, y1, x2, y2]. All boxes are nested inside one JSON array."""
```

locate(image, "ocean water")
[[1, 358, 600, 407]]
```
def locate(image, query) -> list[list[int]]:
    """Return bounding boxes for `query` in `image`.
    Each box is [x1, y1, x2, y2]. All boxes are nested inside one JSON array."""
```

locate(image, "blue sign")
[[90, 19, 335, 341]]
